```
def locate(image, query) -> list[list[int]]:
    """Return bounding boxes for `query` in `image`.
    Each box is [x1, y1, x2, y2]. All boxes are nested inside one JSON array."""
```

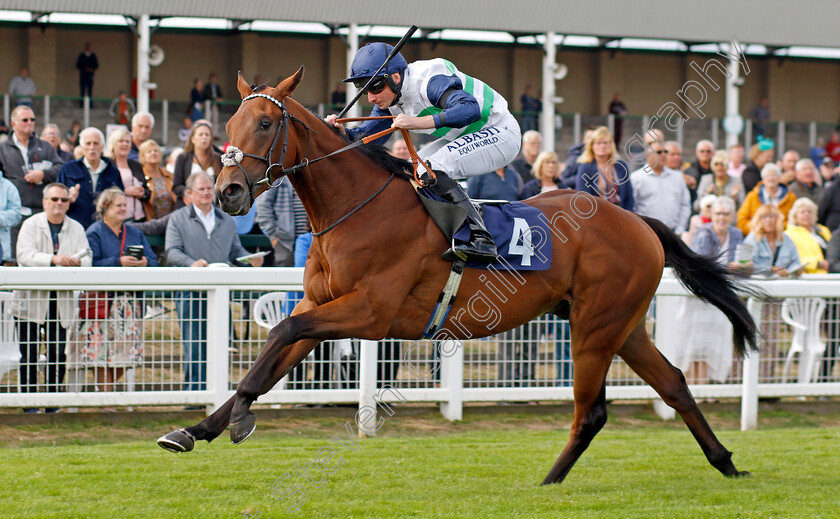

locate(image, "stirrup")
[[444, 238, 469, 262], [442, 237, 498, 263]]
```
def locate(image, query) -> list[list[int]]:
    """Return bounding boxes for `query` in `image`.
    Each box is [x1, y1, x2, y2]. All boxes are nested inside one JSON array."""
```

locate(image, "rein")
[[221, 93, 406, 236]]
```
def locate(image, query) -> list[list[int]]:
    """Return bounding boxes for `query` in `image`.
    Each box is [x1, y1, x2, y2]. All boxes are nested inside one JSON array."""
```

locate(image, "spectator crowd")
[[3, 58, 839, 411]]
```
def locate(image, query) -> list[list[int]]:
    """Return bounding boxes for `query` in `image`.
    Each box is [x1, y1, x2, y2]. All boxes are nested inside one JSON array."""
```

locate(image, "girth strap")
[[422, 260, 467, 339]]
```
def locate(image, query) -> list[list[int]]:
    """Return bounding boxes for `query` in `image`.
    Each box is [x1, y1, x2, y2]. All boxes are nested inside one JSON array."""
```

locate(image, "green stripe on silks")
[[417, 106, 452, 138], [423, 59, 494, 139], [457, 82, 493, 138]]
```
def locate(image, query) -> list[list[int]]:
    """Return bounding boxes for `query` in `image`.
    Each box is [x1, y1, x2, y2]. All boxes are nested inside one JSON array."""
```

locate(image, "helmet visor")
[[352, 76, 388, 95]]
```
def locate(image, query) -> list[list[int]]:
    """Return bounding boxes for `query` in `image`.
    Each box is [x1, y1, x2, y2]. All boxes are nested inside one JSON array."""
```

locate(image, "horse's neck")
[[285, 105, 397, 233]]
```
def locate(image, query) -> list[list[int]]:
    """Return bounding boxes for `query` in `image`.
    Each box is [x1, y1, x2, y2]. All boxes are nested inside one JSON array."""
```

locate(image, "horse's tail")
[[640, 215, 759, 357]]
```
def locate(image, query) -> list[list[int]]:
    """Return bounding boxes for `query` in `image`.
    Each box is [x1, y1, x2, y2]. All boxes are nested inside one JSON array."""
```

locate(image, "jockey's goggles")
[[353, 76, 388, 95]]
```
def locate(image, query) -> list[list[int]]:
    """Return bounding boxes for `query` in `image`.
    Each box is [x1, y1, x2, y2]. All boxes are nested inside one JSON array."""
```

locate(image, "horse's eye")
[[260, 120, 271, 131]]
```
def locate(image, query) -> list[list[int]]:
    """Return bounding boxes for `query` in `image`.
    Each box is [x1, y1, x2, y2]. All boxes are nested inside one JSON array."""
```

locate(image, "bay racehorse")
[[158, 68, 757, 486]]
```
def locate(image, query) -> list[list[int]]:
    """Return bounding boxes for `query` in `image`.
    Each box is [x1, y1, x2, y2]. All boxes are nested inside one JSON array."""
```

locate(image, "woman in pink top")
[[104, 127, 150, 222]]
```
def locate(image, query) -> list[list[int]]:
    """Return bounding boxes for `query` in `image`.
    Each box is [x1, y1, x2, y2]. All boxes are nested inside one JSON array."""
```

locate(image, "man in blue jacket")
[[57, 127, 123, 228], [325, 43, 521, 263]]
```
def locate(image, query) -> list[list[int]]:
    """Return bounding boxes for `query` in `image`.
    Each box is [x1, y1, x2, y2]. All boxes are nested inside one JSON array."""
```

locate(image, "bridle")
[[220, 91, 397, 236], [221, 93, 314, 199]]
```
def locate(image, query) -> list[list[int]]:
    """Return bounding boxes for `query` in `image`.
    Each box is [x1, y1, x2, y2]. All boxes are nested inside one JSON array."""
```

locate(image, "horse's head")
[[215, 67, 305, 215]]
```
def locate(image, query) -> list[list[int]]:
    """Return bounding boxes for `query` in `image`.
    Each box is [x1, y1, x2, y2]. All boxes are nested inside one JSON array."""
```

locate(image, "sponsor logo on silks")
[[445, 127, 502, 153]]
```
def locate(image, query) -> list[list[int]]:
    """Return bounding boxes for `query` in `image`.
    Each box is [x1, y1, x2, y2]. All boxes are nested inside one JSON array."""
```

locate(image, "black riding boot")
[[428, 173, 498, 263]]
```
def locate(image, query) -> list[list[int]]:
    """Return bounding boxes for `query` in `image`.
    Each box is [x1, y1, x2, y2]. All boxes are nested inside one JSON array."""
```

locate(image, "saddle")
[[414, 183, 552, 271]]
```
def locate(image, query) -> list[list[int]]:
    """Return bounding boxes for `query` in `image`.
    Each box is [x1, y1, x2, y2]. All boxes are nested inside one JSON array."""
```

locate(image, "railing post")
[[653, 289, 677, 420], [44, 95, 50, 126], [3, 94, 8, 123], [607, 114, 615, 138], [711, 117, 719, 149], [206, 287, 231, 414], [573, 112, 581, 144], [676, 117, 684, 150], [439, 340, 464, 421], [777, 120, 785, 160], [83, 96, 90, 128], [741, 298, 761, 431], [809, 121, 817, 149], [358, 339, 379, 438], [162, 99, 169, 146], [744, 119, 752, 147]]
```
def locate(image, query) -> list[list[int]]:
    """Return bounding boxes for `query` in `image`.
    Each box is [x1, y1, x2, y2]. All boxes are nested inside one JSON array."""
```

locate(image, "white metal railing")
[[0, 267, 838, 432]]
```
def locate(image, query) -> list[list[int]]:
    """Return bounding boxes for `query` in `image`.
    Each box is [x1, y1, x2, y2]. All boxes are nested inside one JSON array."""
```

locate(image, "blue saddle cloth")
[[435, 198, 551, 271]]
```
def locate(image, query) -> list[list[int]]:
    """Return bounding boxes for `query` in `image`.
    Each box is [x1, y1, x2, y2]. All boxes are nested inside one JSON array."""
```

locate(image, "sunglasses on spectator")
[[353, 76, 388, 95], [655, 150, 667, 154], [699, 149, 713, 153], [48, 197, 69, 203], [712, 161, 724, 166], [19, 117, 35, 123]]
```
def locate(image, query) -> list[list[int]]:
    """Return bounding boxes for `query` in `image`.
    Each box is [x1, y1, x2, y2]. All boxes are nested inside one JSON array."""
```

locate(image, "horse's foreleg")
[[542, 350, 610, 485], [617, 321, 749, 478], [227, 329, 321, 443], [230, 293, 382, 443]]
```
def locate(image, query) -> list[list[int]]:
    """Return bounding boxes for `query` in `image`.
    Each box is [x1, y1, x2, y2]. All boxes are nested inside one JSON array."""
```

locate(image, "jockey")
[[326, 43, 522, 263]]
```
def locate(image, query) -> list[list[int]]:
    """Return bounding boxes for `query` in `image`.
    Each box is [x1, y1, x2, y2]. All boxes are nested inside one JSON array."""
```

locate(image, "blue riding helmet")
[[343, 43, 407, 101]]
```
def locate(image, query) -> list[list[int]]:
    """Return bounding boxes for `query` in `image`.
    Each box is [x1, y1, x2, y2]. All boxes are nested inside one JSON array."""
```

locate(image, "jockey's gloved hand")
[[418, 162, 436, 187]]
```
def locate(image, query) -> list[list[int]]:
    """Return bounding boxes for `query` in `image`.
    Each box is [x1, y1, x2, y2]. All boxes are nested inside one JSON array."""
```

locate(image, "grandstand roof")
[[5, 0, 838, 50]]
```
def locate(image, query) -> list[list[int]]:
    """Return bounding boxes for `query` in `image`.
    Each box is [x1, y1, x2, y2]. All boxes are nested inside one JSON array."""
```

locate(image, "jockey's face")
[[367, 73, 400, 109]]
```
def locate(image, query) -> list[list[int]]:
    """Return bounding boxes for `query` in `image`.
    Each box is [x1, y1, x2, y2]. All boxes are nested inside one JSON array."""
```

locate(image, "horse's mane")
[[305, 107, 414, 182]]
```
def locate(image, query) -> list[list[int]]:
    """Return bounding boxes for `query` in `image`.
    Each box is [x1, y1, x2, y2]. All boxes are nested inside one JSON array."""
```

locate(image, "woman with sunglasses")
[[324, 42, 521, 263]]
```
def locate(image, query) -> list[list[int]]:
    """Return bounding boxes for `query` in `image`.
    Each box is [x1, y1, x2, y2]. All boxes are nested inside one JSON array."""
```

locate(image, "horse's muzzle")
[[215, 182, 251, 216]]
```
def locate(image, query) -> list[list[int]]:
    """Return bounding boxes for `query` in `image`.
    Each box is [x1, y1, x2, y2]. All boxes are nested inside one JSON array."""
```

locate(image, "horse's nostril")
[[224, 184, 241, 198]]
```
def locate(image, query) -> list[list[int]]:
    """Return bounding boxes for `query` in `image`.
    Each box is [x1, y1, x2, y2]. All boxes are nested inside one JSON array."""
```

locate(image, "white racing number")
[[507, 217, 535, 267]]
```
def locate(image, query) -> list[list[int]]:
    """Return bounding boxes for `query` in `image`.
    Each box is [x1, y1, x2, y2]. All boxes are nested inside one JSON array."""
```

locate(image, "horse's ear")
[[237, 72, 253, 100], [274, 66, 305, 97]]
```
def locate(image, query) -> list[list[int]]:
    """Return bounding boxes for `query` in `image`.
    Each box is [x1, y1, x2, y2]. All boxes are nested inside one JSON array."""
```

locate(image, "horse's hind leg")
[[542, 324, 616, 486], [542, 370, 608, 485], [617, 321, 749, 478]]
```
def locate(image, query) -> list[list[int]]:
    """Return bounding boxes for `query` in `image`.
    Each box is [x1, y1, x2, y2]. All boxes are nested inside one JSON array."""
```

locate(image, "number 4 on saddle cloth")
[[416, 185, 552, 339], [416, 185, 553, 271]]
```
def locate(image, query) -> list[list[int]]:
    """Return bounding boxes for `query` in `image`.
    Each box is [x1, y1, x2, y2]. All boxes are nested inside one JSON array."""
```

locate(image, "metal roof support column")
[[136, 13, 151, 114], [346, 23, 361, 120], [541, 31, 556, 153]]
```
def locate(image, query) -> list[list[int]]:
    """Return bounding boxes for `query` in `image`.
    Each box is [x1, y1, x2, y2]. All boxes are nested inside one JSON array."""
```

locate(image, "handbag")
[[78, 227, 126, 320], [78, 291, 109, 320]]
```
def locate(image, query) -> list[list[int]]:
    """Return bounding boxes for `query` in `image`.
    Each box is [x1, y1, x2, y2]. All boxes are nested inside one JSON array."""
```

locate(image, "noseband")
[[221, 91, 397, 236], [221, 93, 314, 198]]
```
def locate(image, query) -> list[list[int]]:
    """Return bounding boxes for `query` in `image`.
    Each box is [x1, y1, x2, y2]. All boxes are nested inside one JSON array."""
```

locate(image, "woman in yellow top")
[[785, 197, 831, 273], [736, 163, 796, 235]]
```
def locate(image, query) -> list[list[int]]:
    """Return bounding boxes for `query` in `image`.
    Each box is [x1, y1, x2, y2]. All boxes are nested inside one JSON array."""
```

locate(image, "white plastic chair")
[[253, 292, 349, 392], [781, 297, 826, 384]]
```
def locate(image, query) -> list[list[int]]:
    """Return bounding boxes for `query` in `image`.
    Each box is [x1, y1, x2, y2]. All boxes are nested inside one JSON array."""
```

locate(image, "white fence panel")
[[0, 268, 838, 431]]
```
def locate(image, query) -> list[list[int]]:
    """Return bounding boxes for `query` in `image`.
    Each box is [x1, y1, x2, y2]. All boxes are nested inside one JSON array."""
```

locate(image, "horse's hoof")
[[157, 429, 195, 453], [230, 412, 256, 445], [733, 470, 751, 478]]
